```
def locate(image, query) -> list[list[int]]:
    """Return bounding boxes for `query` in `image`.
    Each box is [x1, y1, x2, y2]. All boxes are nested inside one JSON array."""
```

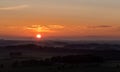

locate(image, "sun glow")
[[36, 34, 42, 39]]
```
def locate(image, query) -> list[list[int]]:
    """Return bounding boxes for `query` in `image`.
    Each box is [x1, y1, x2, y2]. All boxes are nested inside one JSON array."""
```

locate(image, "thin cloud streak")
[[0, 5, 29, 10], [26, 25, 64, 33], [87, 25, 113, 29], [95, 25, 112, 28]]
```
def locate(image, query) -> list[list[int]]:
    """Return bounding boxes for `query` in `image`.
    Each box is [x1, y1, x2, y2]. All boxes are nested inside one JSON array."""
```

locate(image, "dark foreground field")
[[0, 54, 120, 72], [0, 40, 120, 72]]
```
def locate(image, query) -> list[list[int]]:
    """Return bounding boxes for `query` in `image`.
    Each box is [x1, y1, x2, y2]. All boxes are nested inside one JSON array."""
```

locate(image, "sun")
[[36, 34, 42, 39]]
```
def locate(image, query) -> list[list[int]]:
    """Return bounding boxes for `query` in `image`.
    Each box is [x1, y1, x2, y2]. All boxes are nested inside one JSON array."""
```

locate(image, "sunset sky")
[[0, 0, 120, 40]]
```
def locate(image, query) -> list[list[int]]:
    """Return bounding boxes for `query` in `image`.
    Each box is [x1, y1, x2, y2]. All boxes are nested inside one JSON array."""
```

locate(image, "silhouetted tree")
[[0, 64, 4, 68]]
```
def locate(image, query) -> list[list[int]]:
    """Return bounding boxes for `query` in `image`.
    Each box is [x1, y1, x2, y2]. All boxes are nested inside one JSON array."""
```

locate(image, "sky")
[[0, 0, 120, 40]]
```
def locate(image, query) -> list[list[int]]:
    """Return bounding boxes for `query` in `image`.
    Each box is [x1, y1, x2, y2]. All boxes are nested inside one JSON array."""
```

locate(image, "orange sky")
[[0, 0, 120, 40]]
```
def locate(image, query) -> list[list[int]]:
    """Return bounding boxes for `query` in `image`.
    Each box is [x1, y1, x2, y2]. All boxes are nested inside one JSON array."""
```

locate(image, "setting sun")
[[36, 34, 42, 39]]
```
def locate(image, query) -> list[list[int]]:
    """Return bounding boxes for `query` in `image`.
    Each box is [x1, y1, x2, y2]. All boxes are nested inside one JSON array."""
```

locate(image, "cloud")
[[88, 25, 113, 29], [95, 25, 112, 28], [26, 25, 51, 32], [0, 5, 29, 10], [48, 25, 64, 29], [26, 24, 64, 33]]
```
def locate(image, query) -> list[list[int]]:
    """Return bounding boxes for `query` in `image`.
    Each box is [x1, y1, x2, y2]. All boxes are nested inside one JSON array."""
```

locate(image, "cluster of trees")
[[50, 55, 104, 64], [10, 54, 105, 68], [0, 55, 120, 72]]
